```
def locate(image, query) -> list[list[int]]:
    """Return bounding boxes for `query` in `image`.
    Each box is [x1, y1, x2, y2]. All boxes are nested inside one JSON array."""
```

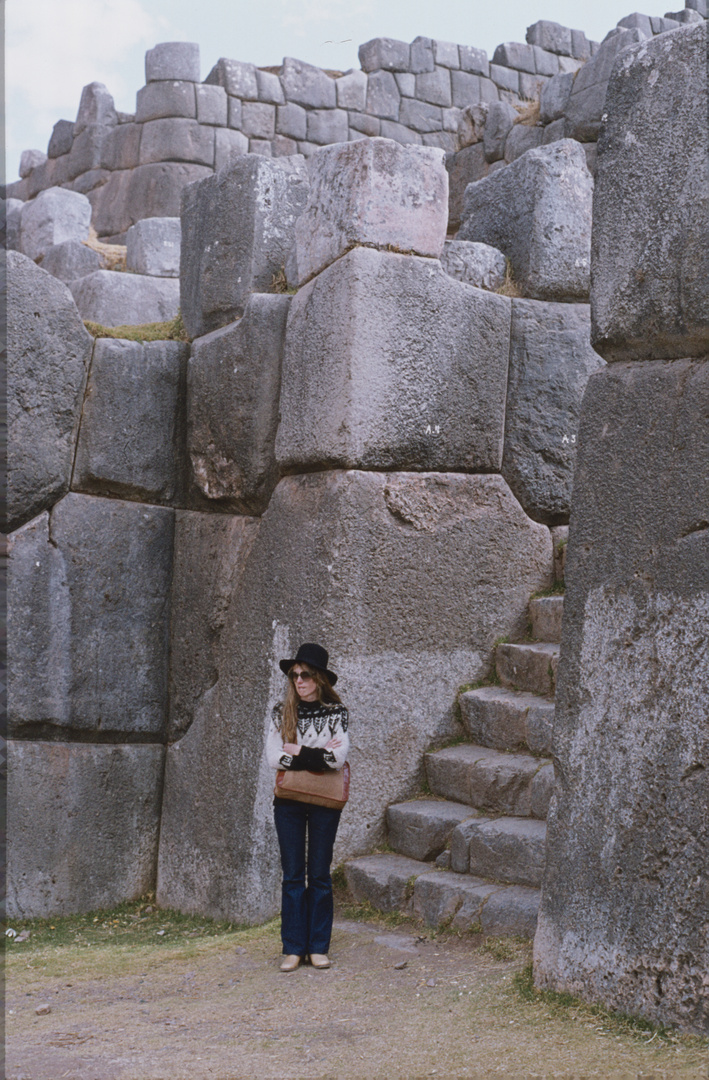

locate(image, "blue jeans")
[[273, 799, 341, 956]]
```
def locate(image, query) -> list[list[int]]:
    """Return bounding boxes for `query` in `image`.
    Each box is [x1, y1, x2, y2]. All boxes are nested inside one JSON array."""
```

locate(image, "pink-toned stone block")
[[294, 136, 448, 284]]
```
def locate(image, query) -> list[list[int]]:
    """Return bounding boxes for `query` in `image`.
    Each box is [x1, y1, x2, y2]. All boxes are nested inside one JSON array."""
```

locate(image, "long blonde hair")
[[280, 665, 342, 743]]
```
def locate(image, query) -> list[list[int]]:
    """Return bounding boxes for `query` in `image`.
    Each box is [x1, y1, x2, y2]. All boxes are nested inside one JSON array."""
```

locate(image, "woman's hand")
[[325, 737, 342, 750], [282, 743, 301, 755]]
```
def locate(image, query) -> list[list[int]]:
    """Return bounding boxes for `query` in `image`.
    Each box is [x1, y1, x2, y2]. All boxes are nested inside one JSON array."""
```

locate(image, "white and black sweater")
[[266, 700, 350, 773]]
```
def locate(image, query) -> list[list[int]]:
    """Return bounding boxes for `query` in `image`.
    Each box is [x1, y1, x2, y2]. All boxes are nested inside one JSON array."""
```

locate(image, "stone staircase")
[[344, 593, 563, 937]]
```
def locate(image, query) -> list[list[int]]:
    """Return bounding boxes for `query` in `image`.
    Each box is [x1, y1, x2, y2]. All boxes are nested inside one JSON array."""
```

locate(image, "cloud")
[[277, 0, 375, 38]]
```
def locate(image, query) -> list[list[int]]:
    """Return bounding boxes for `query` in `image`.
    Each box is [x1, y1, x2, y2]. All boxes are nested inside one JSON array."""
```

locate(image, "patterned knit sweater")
[[266, 699, 350, 773]]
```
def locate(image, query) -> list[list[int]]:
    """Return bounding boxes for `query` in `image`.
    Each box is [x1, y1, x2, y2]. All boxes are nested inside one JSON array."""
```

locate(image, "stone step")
[[459, 685, 554, 755], [496, 641, 559, 695], [450, 815, 547, 887], [344, 853, 539, 937], [425, 743, 554, 818], [529, 594, 564, 643], [386, 799, 480, 862]]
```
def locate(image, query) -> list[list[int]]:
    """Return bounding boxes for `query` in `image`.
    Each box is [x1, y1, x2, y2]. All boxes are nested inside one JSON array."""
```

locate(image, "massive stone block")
[[7, 252, 92, 532], [501, 299, 605, 525], [180, 154, 308, 338], [565, 27, 645, 142], [533, 359, 709, 1035], [19, 186, 92, 261], [99, 123, 143, 171], [459, 140, 593, 302], [440, 239, 506, 291], [8, 494, 174, 735], [73, 339, 189, 504], [168, 510, 260, 741], [276, 248, 511, 473], [89, 162, 212, 239], [146, 42, 200, 83], [139, 118, 215, 167], [187, 294, 291, 514], [40, 239, 103, 282], [135, 80, 197, 122], [7, 742, 164, 918], [157, 469, 553, 922], [74, 82, 118, 133], [591, 23, 709, 362], [126, 216, 181, 277], [294, 138, 448, 285], [69, 270, 180, 327]]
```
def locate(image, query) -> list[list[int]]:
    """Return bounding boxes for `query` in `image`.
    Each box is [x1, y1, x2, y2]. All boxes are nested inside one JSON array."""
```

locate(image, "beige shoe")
[[279, 954, 302, 972], [309, 953, 331, 969]]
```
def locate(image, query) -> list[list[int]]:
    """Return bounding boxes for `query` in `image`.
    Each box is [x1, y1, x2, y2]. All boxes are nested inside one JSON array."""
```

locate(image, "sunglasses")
[[289, 669, 316, 682]]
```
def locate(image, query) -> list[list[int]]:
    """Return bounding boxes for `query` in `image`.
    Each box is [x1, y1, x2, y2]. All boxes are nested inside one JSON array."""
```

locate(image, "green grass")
[[84, 311, 190, 343], [4, 895, 259, 952], [531, 580, 566, 598]]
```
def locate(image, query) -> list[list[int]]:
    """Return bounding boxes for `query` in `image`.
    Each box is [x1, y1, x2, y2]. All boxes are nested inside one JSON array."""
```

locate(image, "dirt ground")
[[6, 905, 709, 1080]]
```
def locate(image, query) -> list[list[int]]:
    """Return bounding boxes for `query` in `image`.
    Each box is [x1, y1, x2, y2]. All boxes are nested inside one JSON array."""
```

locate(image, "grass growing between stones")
[[531, 580, 566, 598], [84, 311, 190, 343], [7, 900, 709, 1080]]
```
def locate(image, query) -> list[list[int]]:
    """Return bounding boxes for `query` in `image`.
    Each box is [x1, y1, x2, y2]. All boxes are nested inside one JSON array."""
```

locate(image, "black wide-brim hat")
[[279, 642, 338, 685]]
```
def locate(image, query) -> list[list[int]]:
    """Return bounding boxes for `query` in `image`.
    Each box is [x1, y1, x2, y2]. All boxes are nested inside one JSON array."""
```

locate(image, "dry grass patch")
[[83, 225, 127, 271], [84, 311, 190, 343], [514, 96, 542, 126]]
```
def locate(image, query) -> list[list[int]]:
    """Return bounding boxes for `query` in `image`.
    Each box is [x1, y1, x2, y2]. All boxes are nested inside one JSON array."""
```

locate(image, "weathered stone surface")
[[99, 123, 142, 171], [19, 186, 92, 261], [293, 138, 447, 285], [5, 198, 24, 251], [8, 494, 174, 734], [75, 82, 117, 133], [48, 119, 75, 158], [452, 816, 547, 885], [459, 44, 489, 75], [426, 744, 550, 816], [146, 42, 200, 83], [440, 239, 506, 291], [69, 270, 180, 327], [336, 69, 367, 111], [307, 108, 349, 145], [504, 124, 544, 162], [139, 118, 214, 166], [460, 686, 555, 755], [415, 67, 452, 107], [7, 742, 164, 918], [540, 71, 575, 123], [345, 855, 433, 912], [241, 101, 276, 139], [205, 58, 258, 99], [276, 102, 307, 140], [489, 63, 519, 94], [358, 37, 411, 73], [445, 142, 488, 230], [126, 216, 181, 277], [459, 140, 593, 302], [196, 83, 228, 125], [482, 101, 517, 163], [73, 339, 188, 503], [365, 71, 401, 120], [135, 80, 197, 122], [565, 27, 645, 141], [496, 642, 559, 696], [591, 24, 709, 362], [89, 163, 212, 238], [157, 469, 553, 920], [526, 20, 573, 55], [387, 800, 478, 861], [40, 239, 102, 282], [501, 298, 604, 524], [214, 128, 249, 171], [180, 154, 308, 337], [529, 596, 564, 643], [481, 886, 540, 936], [256, 69, 284, 105], [399, 98, 442, 133], [534, 359, 709, 1034], [66, 123, 111, 181], [168, 511, 260, 741], [19, 149, 47, 177], [187, 294, 290, 514], [379, 120, 422, 145], [7, 253, 92, 532], [281, 57, 336, 109], [493, 41, 537, 72], [413, 871, 497, 928], [276, 248, 510, 473]]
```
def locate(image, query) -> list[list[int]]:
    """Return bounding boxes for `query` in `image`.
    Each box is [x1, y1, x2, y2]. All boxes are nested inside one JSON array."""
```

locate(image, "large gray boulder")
[[565, 27, 646, 142], [440, 239, 507, 290], [533, 359, 709, 1035], [591, 23, 709, 362], [126, 216, 181, 277], [157, 469, 553, 922], [73, 339, 189, 504], [89, 162, 212, 240], [7, 741, 164, 918], [276, 248, 511, 473], [69, 270, 180, 326], [40, 238, 103, 282], [459, 140, 593, 302], [180, 154, 309, 338], [187, 294, 291, 515], [501, 299, 605, 525], [19, 186, 92, 261], [146, 41, 200, 83], [74, 82, 118, 133], [7, 252, 92, 532], [8, 495, 174, 736], [294, 138, 448, 285]]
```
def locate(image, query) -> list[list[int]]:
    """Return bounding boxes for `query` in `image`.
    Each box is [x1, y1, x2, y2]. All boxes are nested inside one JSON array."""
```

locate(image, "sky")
[[6, 0, 652, 181]]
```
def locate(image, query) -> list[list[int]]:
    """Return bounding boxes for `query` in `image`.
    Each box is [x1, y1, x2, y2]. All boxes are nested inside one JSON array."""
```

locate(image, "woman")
[[266, 642, 350, 972]]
